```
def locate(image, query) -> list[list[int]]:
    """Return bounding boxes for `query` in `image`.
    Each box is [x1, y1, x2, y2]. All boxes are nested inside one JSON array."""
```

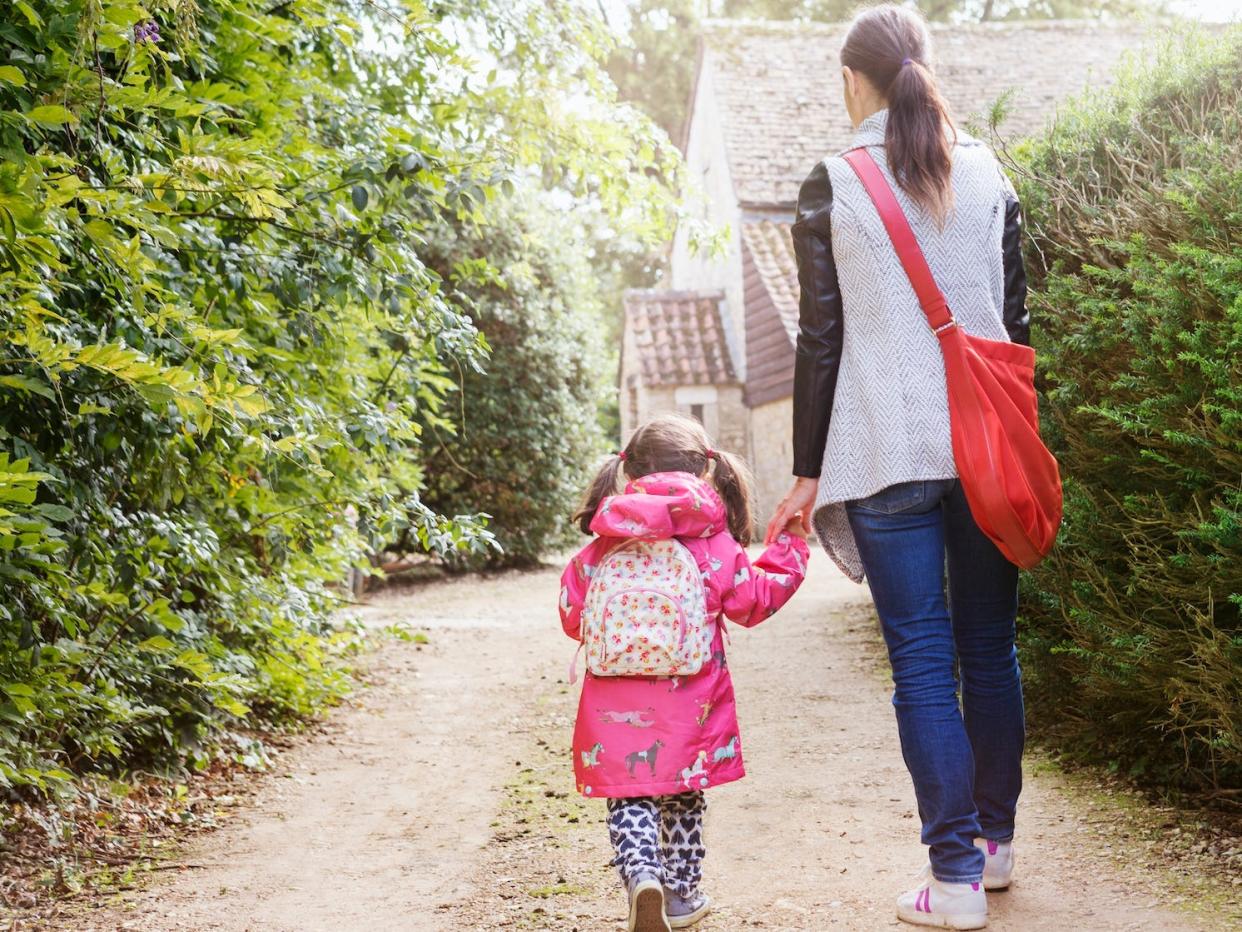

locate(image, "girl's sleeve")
[[558, 539, 604, 640], [720, 533, 811, 628]]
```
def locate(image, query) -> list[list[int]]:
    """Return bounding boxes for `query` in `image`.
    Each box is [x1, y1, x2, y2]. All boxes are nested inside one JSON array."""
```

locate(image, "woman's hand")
[[765, 477, 818, 544]]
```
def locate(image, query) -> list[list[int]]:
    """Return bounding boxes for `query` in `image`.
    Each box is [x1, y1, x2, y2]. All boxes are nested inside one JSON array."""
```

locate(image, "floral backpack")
[[578, 539, 713, 678]]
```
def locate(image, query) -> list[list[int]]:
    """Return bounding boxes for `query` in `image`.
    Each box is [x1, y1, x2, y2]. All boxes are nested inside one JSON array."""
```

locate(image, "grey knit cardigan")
[[798, 110, 1026, 582]]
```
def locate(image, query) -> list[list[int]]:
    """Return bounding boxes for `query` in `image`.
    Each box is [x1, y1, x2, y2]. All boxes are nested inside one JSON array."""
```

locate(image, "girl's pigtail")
[[711, 450, 754, 546], [573, 454, 626, 535]]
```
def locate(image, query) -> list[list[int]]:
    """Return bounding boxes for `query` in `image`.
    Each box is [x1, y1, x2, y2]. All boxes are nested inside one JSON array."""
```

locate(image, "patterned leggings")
[[605, 792, 706, 898]]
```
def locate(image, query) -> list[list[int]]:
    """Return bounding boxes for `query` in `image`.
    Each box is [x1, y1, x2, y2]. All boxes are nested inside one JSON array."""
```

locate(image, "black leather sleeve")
[[790, 161, 844, 480], [1002, 194, 1030, 346]]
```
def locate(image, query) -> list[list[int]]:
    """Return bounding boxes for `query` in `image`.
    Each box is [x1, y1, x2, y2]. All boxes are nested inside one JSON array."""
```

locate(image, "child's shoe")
[[974, 838, 1014, 891], [627, 874, 670, 932], [896, 875, 987, 929], [665, 890, 711, 929]]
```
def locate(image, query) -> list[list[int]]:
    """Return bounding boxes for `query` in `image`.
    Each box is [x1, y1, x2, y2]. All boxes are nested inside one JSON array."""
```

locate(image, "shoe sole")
[[983, 878, 1010, 892], [629, 881, 670, 932], [668, 894, 711, 929], [896, 905, 988, 930]]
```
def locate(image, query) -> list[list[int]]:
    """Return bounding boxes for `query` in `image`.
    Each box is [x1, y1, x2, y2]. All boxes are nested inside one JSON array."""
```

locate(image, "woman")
[[765, 6, 1029, 930]]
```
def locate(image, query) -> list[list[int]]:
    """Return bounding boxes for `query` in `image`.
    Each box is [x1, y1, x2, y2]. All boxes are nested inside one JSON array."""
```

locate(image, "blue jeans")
[[847, 479, 1024, 884]]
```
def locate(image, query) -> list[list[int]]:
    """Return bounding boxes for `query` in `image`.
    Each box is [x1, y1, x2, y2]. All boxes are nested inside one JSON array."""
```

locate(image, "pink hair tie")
[[616, 450, 627, 461], [901, 57, 914, 67], [705, 449, 716, 460]]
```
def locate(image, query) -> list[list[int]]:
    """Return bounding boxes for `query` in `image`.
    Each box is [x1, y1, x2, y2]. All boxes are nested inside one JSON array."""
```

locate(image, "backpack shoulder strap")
[[841, 147, 956, 335]]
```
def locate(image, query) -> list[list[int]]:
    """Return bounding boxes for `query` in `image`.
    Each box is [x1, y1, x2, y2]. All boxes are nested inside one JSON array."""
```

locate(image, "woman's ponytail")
[[841, 5, 955, 223], [709, 450, 754, 547], [573, 453, 626, 535]]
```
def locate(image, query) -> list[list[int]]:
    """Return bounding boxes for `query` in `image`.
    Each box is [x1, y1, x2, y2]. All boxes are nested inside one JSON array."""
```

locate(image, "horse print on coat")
[[581, 742, 604, 768], [680, 750, 709, 790], [624, 739, 664, 778], [696, 699, 713, 727], [599, 708, 656, 728], [712, 735, 738, 763]]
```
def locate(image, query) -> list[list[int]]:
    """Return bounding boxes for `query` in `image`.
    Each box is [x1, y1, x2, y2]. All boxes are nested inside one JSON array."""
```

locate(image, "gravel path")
[[75, 562, 1214, 931]]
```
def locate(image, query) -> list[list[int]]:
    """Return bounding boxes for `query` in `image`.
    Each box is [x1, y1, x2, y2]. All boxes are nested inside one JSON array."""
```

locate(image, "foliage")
[[0, 0, 677, 793], [1009, 28, 1242, 794], [416, 198, 610, 566]]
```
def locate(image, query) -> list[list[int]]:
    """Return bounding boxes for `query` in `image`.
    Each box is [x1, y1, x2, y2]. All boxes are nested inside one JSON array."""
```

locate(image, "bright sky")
[[1170, 0, 1242, 17], [596, 0, 1242, 26]]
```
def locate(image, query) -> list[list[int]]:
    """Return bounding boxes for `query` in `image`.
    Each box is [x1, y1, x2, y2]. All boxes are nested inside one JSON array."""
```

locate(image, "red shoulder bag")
[[843, 147, 1062, 569]]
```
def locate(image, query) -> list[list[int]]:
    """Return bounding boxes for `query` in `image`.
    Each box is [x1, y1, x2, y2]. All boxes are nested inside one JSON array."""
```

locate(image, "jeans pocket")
[[850, 480, 931, 515]]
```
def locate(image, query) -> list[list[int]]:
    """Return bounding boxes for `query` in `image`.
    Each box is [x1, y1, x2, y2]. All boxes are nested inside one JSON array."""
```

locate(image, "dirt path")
[[78, 562, 1218, 931]]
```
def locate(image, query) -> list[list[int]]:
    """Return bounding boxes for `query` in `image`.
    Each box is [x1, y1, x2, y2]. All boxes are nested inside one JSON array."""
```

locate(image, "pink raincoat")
[[559, 471, 810, 798]]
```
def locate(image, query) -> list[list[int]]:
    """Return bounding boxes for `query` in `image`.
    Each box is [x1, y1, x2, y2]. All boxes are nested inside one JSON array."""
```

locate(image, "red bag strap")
[[841, 148, 956, 334]]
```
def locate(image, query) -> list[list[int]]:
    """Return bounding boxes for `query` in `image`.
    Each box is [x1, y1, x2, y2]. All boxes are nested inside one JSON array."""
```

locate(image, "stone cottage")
[[618, 19, 1147, 522]]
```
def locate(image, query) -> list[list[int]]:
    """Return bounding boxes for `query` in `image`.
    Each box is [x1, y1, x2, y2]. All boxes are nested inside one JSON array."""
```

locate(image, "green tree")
[[0, 0, 677, 791], [417, 196, 612, 566]]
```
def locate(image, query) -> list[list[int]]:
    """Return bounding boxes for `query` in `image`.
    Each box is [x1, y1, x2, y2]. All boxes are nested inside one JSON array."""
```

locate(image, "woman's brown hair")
[[573, 413, 754, 545], [840, 4, 956, 222]]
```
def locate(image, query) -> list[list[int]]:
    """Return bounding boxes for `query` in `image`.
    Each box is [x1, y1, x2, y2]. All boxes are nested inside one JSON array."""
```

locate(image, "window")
[[690, 403, 704, 424]]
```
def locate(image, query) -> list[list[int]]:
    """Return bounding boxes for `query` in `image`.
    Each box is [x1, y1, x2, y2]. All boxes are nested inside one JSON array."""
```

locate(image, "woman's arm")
[[765, 161, 843, 543], [791, 160, 844, 480], [1001, 194, 1030, 346]]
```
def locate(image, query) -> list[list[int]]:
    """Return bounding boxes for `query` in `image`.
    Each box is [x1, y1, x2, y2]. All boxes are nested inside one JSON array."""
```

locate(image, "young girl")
[[558, 414, 810, 932]]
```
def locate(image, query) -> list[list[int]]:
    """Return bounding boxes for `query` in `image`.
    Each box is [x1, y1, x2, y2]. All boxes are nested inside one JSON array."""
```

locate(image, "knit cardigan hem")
[[812, 466, 959, 583]]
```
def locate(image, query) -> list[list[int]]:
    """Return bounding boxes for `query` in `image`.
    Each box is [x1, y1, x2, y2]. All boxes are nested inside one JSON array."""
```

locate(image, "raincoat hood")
[[589, 471, 727, 541]]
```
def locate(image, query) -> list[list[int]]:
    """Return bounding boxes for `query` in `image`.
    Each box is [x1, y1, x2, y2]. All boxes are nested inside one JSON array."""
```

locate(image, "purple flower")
[[133, 20, 161, 44]]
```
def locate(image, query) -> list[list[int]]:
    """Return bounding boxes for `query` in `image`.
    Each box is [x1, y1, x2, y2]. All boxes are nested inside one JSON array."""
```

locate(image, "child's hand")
[[781, 512, 809, 540]]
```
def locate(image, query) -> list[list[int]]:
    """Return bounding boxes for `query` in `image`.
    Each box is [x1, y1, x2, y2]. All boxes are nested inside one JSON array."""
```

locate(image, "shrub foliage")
[[417, 200, 610, 567], [0, 0, 676, 792], [1012, 30, 1242, 793]]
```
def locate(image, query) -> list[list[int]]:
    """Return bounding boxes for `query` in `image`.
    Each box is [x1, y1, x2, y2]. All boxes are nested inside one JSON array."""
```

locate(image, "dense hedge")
[[0, 0, 675, 792], [417, 200, 610, 567], [1012, 30, 1242, 794]]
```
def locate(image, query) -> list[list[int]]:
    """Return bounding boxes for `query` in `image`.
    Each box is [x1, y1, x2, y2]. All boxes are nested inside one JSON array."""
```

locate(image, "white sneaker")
[[896, 875, 988, 929], [626, 874, 671, 932], [975, 838, 1014, 891]]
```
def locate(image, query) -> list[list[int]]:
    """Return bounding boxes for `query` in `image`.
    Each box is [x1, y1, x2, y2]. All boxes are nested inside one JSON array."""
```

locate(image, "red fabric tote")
[[843, 147, 1062, 569]]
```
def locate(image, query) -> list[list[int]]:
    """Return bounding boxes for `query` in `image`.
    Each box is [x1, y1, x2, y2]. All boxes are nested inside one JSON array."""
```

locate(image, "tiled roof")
[[702, 19, 1150, 207], [741, 221, 798, 405], [741, 221, 799, 339], [624, 290, 738, 386]]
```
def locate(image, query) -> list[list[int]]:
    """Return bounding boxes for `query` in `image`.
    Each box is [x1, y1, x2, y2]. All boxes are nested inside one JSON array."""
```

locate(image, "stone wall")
[[748, 395, 794, 527], [619, 381, 747, 465], [713, 384, 748, 460], [618, 321, 644, 442]]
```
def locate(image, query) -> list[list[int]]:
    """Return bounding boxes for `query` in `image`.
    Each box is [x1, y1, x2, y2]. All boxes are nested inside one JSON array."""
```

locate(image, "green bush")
[[1011, 28, 1242, 793], [0, 0, 676, 792], [417, 199, 610, 567]]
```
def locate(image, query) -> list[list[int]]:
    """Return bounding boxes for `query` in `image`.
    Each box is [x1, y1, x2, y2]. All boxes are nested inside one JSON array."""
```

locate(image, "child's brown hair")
[[574, 413, 754, 545]]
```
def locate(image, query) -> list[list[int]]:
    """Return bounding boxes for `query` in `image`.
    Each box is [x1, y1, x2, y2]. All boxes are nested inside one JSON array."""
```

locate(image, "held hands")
[[782, 513, 809, 541], [765, 476, 818, 544]]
